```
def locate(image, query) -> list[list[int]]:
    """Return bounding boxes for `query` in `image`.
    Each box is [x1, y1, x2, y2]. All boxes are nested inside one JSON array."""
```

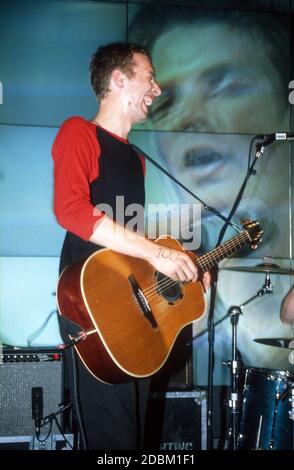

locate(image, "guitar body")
[[57, 236, 205, 384]]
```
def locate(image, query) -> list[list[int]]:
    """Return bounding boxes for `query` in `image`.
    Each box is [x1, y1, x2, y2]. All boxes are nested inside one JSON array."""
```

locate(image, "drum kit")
[[221, 259, 294, 450]]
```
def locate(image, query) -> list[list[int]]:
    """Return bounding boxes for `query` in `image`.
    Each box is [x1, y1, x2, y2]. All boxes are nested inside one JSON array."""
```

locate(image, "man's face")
[[149, 23, 288, 133], [124, 53, 161, 124], [143, 23, 289, 252]]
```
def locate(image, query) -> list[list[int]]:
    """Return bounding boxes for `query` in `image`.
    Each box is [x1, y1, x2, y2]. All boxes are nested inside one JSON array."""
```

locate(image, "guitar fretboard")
[[196, 231, 249, 272]]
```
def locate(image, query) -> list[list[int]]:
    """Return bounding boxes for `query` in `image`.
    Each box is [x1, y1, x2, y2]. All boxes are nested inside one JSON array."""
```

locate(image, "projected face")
[[145, 22, 289, 253], [149, 22, 288, 133], [129, 8, 292, 385], [152, 130, 288, 254]]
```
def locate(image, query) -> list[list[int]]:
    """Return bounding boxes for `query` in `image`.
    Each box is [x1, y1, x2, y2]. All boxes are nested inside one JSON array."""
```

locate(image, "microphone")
[[32, 387, 43, 436], [256, 132, 294, 146]]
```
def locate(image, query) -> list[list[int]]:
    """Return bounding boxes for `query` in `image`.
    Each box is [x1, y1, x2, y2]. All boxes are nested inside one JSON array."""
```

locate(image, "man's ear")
[[110, 69, 126, 90]]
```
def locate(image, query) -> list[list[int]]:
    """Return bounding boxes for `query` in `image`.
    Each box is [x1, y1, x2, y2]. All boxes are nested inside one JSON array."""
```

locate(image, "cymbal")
[[222, 263, 294, 275], [254, 338, 294, 349]]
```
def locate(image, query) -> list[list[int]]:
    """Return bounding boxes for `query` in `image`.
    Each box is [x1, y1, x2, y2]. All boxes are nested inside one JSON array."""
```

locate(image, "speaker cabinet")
[[144, 389, 207, 450], [0, 434, 74, 450], [0, 348, 64, 437]]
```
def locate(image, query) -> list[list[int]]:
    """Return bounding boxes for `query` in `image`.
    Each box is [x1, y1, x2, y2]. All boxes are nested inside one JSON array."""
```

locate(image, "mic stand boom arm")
[[133, 136, 264, 450], [216, 138, 262, 247], [131, 143, 241, 233], [41, 402, 73, 427], [208, 136, 266, 449]]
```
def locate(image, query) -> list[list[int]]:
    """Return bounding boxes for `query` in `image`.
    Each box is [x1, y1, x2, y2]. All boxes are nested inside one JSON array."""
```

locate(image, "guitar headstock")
[[242, 219, 263, 250]]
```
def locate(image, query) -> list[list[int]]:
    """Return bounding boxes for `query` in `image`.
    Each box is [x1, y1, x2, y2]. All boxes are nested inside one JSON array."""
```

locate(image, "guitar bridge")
[[128, 275, 158, 328]]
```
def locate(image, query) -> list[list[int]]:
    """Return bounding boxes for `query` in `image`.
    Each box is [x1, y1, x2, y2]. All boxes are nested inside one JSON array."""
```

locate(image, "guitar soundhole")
[[155, 272, 183, 303]]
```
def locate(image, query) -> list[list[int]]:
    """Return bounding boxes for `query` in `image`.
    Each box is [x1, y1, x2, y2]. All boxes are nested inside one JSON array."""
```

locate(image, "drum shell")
[[238, 367, 293, 450]]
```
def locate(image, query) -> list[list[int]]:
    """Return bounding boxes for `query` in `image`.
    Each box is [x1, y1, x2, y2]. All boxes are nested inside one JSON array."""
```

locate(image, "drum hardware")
[[288, 350, 294, 367], [255, 415, 263, 450], [281, 380, 294, 450], [269, 390, 283, 449], [223, 272, 274, 450], [253, 333, 294, 449], [222, 260, 294, 275], [253, 338, 294, 349], [209, 272, 274, 336], [289, 384, 294, 418]]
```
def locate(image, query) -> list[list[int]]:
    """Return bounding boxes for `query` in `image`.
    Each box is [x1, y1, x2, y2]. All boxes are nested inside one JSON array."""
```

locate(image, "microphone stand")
[[206, 137, 268, 449], [131, 138, 263, 449], [34, 402, 74, 448], [131, 143, 241, 233], [223, 273, 273, 450], [41, 402, 73, 428], [193, 273, 274, 341]]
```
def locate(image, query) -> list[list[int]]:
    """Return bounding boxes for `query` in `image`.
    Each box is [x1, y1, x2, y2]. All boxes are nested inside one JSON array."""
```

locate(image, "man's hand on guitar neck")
[[89, 215, 211, 288]]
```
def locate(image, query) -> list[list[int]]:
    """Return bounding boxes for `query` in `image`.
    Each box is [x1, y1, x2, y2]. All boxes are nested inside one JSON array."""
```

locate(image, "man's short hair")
[[90, 42, 152, 100]]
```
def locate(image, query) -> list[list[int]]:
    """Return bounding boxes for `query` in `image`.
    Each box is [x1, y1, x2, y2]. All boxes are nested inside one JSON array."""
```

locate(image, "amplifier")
[[144, 389, 207, 450], [0, 434, 74, 450], [0, 348, 64, 437]]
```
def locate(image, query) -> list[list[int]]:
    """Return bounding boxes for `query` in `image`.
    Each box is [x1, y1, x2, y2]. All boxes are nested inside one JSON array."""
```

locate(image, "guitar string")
[[145, 228, 261, 302], [142, 233, 248, 296], [142, 237, 248, 300], [144, 247, 248, 303], [145, 279, 183, 303], [141, 233, 250, 302], [144, 277, 182, 301], [142, 274, 181, 296], [141, 236, 242, 298], [143, 254, 228, 302]]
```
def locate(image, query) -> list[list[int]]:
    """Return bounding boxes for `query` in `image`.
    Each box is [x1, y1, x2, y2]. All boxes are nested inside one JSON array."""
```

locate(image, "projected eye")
[[184, 150, 222, 168], [209, 76, 253, 97]]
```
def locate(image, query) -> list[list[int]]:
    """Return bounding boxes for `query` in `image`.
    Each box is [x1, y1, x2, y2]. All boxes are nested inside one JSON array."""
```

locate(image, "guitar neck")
[[196, 231, 250, 272]]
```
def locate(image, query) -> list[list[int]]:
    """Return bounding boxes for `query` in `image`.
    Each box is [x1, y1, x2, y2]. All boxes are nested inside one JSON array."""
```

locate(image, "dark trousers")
[[60, 317, 150, 450]]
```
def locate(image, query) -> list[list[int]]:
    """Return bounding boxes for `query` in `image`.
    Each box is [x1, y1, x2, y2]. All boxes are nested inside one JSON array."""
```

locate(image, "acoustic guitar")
[[56, 219, 262, 384]]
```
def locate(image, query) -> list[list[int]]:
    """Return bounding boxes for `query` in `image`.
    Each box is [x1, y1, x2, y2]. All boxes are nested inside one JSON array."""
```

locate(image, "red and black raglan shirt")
[[52, 116, 145, 272]]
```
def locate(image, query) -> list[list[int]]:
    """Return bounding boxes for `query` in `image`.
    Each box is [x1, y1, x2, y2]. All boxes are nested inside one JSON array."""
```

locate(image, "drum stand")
[[224, 273, 273, 450], [290, 383, 294, 450]]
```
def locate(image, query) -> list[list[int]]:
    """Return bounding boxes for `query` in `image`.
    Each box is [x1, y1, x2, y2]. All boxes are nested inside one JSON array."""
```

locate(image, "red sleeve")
[[138, 154, 146, 176], [52, 116, 104, 241]]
